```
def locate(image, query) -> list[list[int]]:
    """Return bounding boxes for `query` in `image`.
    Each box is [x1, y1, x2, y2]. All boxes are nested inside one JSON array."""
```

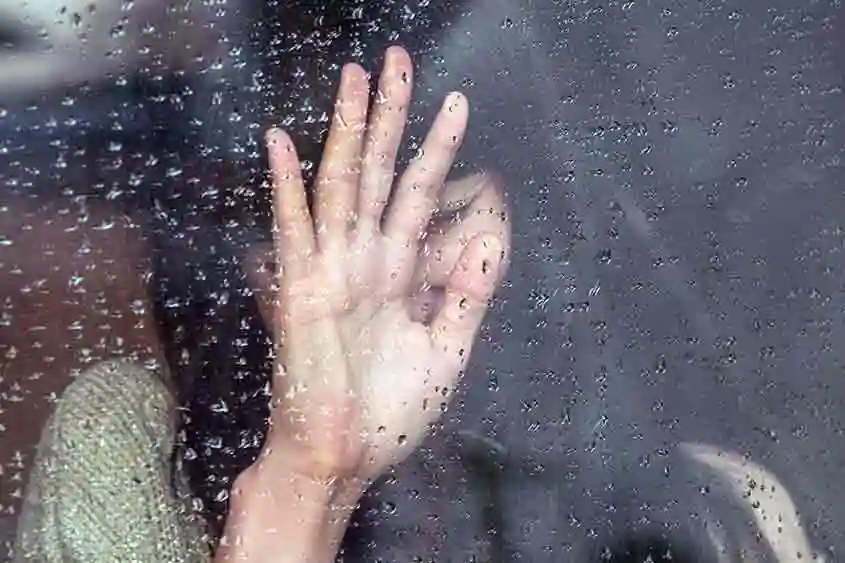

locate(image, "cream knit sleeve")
[[13, 359, 210, 563]]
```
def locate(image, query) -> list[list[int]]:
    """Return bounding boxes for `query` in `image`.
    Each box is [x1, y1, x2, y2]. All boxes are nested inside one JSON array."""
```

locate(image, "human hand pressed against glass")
[[219, 46, 509, 562], [260, 47, 506, 484]]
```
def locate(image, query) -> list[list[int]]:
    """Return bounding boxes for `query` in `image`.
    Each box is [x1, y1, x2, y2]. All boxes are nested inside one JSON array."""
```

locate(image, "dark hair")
[[152, 207, 273, 540]]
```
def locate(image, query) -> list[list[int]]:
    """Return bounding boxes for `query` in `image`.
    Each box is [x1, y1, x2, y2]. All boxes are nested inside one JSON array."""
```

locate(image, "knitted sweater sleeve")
[[13, 359, 210, 563]]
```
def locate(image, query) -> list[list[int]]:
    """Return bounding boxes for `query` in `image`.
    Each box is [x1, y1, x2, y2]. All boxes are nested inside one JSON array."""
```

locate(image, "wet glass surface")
[[1, 1, 844, 561]]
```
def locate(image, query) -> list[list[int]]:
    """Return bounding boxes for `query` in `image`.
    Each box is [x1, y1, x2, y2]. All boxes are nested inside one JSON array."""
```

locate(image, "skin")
[[216, 46, 512, 562]]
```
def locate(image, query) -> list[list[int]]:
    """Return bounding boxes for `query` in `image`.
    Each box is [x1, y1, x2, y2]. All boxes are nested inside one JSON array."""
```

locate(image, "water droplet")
[[380, 500, 397, 514]]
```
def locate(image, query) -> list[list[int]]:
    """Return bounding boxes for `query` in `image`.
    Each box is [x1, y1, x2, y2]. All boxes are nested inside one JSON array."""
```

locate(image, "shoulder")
[[50, 359, 177, 457], [56, 358, 174, 421], [14, 359, 205, 562]]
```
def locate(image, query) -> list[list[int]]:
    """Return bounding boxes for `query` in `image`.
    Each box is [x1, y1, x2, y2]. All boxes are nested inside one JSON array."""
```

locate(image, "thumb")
[[428, 233, 504, 376]]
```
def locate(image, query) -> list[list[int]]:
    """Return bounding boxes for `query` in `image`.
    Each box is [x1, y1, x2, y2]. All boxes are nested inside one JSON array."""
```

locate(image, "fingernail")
[[266, 128, 294, 152], [444, 91, 466, 112], [384, 46, 411, 81]]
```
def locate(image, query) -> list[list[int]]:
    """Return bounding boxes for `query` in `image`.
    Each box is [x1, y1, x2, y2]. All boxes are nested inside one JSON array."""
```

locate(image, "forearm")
[[214, 463, 364, 563]]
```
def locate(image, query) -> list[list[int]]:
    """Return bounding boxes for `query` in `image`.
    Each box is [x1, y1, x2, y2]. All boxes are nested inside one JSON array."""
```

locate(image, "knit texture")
[[13, 359, 209, 562]]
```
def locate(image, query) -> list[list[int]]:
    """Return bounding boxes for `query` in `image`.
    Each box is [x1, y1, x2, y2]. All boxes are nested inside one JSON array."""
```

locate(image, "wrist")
[[215, 460, 365, 563]]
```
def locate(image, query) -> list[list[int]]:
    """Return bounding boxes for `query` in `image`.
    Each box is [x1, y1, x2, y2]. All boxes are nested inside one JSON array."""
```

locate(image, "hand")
[[256, 46, 509, 487]]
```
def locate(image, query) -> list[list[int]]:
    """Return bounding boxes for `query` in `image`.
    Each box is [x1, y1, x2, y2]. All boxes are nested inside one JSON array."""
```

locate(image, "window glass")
[[1, 1, 842, 561]]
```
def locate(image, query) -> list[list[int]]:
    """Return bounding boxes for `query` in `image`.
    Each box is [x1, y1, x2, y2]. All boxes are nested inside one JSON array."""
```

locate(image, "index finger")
[[267, 128, 316, 280]]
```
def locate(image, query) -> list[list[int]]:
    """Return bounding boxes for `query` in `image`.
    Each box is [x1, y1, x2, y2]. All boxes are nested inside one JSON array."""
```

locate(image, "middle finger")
[[356, 46, 414, 234]]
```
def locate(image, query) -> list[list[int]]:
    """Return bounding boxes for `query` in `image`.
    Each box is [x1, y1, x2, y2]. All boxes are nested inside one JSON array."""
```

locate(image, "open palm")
[[263, 46, 506, 485]]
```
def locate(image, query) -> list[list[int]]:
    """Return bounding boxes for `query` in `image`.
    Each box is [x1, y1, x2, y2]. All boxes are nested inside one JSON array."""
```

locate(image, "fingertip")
[[341, 62, 370, 86], [444, 91, 469, 114], [266, 129, 298, 166], [266, 129, 300, 181], [385, 45, 411, 63], [335, 63, 371, 119], [384, 45, 413, 72], [439, 92, 469, 139], [385, 45, 413, 78], [441, 233, 503, 320], [265, 127, 289, 147]]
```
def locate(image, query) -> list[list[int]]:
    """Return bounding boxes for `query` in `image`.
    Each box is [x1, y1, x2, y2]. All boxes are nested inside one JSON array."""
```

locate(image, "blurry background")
[[1, 0, 844, 561]]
